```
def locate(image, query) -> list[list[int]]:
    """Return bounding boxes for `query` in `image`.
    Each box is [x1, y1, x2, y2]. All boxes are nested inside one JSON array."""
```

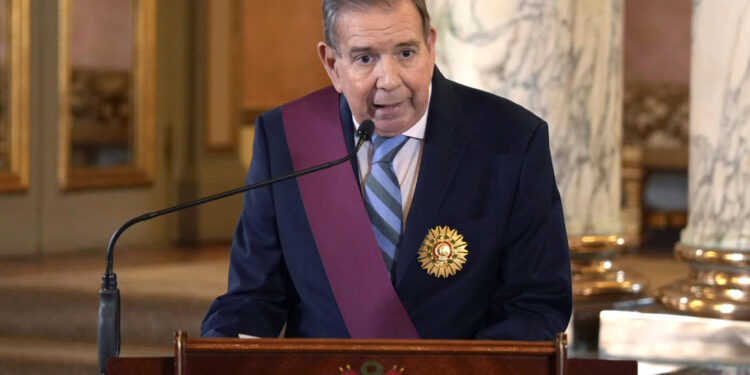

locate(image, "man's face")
[[318, 1, 436, 137]]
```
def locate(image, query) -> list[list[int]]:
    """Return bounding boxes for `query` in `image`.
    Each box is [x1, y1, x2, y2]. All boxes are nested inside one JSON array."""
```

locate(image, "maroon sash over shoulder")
[[281, 86, 419, 339]]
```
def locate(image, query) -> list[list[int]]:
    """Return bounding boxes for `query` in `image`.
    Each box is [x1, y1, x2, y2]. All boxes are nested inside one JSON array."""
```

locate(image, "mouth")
[[375, 103, 400, 109], [373, 102, 402, 110]]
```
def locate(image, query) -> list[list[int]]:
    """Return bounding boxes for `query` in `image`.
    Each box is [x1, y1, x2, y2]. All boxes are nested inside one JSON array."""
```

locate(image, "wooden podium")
[[108, 332, 636, 375]]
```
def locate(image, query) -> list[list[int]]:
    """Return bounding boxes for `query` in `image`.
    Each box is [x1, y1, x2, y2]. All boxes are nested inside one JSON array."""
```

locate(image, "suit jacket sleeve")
[[475, 121, 572, 340], [200, 114, 294, 338]]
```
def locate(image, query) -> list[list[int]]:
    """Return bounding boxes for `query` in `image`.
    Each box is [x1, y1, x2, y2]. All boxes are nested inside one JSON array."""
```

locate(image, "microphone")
[[97, 120, 375, 374]]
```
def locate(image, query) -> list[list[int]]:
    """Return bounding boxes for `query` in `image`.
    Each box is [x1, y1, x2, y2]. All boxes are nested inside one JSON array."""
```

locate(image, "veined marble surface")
[[681, 0, 750, 251], [428, 0, 623, 236]]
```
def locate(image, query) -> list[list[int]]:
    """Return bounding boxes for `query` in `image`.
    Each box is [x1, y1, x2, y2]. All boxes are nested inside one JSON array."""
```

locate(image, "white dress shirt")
[[352, 87, 431, 226]]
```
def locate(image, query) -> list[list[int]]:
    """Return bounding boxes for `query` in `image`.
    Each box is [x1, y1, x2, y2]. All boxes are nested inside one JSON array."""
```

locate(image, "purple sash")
[[281, 87, 419, 339]]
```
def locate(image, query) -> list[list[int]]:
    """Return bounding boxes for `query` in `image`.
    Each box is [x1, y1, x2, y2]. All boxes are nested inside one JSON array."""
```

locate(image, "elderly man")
[[202, 0, 572, 340]]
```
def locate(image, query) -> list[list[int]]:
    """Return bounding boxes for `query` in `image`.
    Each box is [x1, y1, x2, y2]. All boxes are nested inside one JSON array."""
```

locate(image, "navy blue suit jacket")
[[201, 68, 572, 340]]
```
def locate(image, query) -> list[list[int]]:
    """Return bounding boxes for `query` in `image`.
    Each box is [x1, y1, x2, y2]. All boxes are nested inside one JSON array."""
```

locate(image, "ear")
[[426, 26, 437, 59], [318, 42, 343, 93]]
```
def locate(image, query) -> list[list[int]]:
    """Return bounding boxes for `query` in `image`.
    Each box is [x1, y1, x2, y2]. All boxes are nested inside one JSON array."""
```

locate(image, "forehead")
[[335, 1, 424, 49]]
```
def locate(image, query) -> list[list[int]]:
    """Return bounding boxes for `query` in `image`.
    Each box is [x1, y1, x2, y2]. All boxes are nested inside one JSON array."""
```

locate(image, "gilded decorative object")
[[339, 362, 404, 375], [0, 0, 30, 193], [658, 243, 750, 320], [570, 235, 647, 301], [620, 145, 643, 248], [417, 226, 468, 278]]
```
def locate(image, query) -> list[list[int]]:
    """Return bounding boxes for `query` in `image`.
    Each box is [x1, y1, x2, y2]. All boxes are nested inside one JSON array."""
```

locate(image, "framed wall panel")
[[0, 0, 30, 193], [58, 0, 155, 190], [205, 0, 240, 151]]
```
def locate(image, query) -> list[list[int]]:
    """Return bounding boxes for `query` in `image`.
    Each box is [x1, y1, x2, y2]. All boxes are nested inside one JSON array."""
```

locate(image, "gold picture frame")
[[205, 0, 241, 152], [58, 0, 155, 190], [0, 0, 30, 193]]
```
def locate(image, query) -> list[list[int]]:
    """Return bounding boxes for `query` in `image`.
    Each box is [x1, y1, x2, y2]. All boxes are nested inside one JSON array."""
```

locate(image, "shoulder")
[[255, 86, 339, 131], [453, 79, 543, 127], [256, 106, 283, 127], [439, 77, 547, 154]]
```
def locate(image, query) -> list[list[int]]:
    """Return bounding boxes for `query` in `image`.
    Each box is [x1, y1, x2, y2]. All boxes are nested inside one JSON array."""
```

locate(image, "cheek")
[[346, 80, 374, 104], [407, 77, 430, 103], [343, 83, 374, 116]]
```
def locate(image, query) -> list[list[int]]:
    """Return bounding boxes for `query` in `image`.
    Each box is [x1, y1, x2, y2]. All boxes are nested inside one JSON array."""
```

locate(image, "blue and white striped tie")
[[364, 134, 409, 275]]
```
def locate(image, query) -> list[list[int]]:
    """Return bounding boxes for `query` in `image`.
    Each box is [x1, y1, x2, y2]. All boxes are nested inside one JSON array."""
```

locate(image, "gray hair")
[[322, 0, 431, 50]]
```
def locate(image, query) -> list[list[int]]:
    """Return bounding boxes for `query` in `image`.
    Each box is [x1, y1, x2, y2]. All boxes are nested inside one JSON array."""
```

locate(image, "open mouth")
[[374, 102, 401, 109]]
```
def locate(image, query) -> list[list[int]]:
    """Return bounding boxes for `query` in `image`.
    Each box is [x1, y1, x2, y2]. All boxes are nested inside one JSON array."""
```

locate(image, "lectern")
[[108, 332, 636, 375]]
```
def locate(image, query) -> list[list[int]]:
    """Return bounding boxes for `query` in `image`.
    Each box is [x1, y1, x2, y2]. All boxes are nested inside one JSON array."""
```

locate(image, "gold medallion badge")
[[417, 226, 468, 278]]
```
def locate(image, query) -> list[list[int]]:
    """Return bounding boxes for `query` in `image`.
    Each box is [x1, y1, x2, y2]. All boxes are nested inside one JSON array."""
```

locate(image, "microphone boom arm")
[[97, 120, 374, 374]]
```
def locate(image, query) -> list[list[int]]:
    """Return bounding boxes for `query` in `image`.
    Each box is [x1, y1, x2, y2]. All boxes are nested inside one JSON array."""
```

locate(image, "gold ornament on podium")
[[418, 226, 468, 278]]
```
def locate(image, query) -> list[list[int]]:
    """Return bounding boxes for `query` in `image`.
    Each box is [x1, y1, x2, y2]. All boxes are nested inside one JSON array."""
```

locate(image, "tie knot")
[[371, 134, 408, 164]]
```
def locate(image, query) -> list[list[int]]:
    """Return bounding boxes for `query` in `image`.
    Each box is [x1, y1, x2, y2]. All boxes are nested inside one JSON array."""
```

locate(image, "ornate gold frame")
[[58, 0, 156, 190], [0, 0, 30, 193]]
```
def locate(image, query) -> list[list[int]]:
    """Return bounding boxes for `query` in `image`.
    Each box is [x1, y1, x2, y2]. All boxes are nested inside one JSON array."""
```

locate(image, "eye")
[[400, 49, 415, 58], [356, 54, 373, 64]]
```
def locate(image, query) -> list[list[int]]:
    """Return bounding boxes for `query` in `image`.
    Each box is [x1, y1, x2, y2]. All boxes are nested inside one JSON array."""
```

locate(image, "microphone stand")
[[97, 121, 374, 374]]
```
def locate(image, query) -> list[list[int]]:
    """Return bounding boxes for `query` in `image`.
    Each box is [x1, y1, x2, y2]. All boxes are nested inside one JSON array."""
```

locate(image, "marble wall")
[[680, 0, 750, 250], [428, 0, 623, 236]]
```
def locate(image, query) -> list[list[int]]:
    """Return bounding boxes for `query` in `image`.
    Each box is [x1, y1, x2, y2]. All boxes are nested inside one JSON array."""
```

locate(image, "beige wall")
[[625, 0, 691, 85], [175, 0, 245, 244], [242, 0, 330, 115]]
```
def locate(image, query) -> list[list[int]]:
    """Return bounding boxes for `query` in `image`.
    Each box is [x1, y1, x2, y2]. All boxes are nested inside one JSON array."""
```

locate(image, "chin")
[[372, 115, 417, 136], [373, 121, 409, 136]]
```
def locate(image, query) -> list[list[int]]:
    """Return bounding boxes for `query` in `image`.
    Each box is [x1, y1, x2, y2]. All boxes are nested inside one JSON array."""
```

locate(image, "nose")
[[375, 57, 402, 91]]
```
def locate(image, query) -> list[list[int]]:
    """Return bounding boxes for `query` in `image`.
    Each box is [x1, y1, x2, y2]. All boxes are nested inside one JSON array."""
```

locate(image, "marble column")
[[428, 0, 623, 236], [659, 0, 750, 320], [428, 0, 643, 307]]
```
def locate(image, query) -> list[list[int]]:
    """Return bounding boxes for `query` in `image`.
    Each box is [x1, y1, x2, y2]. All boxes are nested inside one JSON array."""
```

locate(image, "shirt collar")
[[352, 84, 431, 141]]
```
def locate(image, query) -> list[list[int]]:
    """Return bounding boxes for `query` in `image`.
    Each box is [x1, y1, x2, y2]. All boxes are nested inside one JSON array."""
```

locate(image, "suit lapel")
[[395, 68, 473, 284]]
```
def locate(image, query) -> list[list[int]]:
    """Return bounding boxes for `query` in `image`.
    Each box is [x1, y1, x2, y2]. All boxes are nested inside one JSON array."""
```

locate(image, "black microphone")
[[97, 120, 375, 374]]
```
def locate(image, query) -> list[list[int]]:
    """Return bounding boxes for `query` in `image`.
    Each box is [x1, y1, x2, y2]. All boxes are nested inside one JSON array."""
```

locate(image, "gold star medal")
[[417, 226, 468, 278]]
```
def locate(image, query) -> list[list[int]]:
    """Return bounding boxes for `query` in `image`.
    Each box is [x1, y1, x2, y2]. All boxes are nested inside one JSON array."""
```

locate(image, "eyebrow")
[[396, 41, 421, 49], [347, 41, 422, 55], [348, 46, 374, 55]]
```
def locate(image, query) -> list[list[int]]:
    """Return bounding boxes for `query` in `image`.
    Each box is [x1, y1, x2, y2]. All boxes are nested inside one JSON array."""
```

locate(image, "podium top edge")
[[181, 337, 558, 355]]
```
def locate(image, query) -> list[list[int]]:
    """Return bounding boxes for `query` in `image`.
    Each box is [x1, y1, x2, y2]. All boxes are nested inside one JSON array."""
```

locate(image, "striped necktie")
[[364, 134, 409, 275]]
